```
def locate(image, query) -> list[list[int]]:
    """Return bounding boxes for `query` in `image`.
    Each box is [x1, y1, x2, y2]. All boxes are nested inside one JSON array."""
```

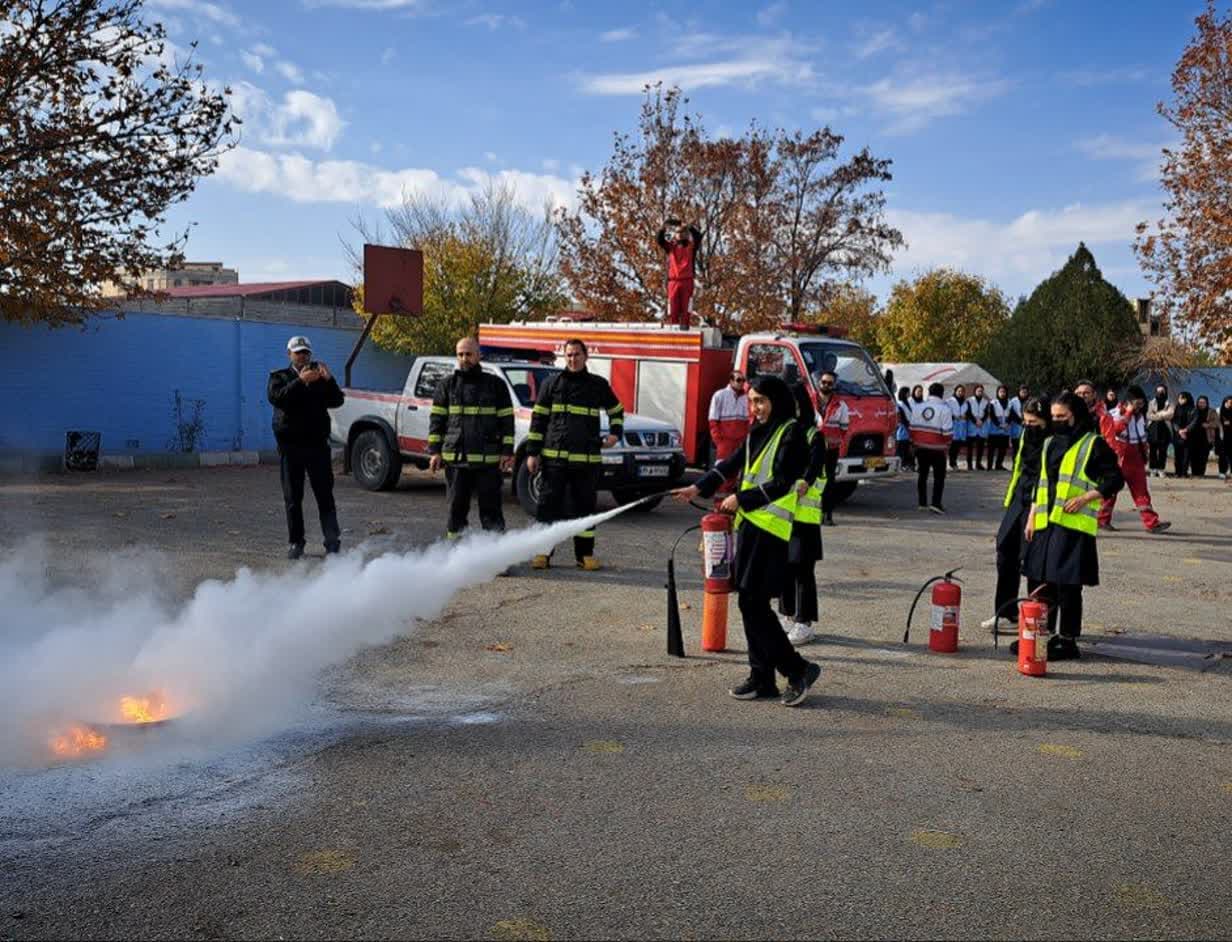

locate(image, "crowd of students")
[[1144, 385, 1232, 480]]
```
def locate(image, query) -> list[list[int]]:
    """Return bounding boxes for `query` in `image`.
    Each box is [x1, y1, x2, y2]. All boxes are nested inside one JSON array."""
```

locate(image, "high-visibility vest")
[[1003, 436, 1026, 509], [1032, 433, 1100, 536], [735, 420, 798, 541], [792, 426, 826, 525]]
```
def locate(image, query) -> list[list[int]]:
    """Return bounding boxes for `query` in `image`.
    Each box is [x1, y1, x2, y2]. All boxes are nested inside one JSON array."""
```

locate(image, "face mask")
[[1025, 425, 1047, 444]]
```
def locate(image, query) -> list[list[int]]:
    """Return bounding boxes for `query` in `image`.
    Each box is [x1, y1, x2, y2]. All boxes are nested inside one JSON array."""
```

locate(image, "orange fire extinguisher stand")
[[699, 513, 734, 652], [1016, 588, 1050, 677], [903, 568, 962, 653]]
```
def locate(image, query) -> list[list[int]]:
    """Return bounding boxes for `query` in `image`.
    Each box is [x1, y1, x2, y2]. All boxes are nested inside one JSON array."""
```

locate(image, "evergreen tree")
[[983, 244, 1142, 394]]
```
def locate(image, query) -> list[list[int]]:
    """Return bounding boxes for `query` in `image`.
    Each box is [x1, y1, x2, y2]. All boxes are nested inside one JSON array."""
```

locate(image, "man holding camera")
[[267, 335, 345, 559], [656, 219, 703, 329]]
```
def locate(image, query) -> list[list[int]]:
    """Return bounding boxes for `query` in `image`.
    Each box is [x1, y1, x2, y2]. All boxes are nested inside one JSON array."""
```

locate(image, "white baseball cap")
[[287, 335, 312, 353]]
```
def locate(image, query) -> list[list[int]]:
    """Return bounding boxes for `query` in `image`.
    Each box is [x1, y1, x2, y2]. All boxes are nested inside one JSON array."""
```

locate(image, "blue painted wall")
[[0, 312, 412, 454], [1133, 368, 1232, 410]]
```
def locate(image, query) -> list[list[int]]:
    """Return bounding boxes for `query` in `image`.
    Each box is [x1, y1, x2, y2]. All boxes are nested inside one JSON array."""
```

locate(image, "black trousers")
[[898, 438, 915, 470], [779, 559, 819, 624], [916, 448, 946, 507], [820, 447, 841, 513], [279, 443, 340, 549], [1148, 441, 1169, 472], [738, 589, 809, 687], [988, 435, 1010, 470], [948, 440, 963, 469], [994, 515, 1024, 623], [965, 436, 986, 470], [446, 466, 505, 535], [1026, 578, 1083, 638], [1173, 440, 1189, 477], [537, 464, 599, 559], [1220, 438, 1232, 475], [1190, 443, 1211, 477]]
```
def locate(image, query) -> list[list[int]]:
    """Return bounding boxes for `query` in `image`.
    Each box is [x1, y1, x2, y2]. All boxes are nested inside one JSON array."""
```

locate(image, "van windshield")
[[797, 341, 889, 397], [501, 366, 559, 406]]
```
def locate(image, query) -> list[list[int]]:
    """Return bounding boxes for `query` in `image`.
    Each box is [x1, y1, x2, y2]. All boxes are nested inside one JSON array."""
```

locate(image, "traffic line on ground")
[[1038, 743, 1083, 759], [295, 849, 356, 875], [745, 784, 793, 802], [582, 740, 624, 753], [910, 830, 962, 849]]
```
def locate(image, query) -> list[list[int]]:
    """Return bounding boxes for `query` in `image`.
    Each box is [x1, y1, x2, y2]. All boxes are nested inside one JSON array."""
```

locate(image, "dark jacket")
[[696, 416, 808, 597], [267, 366, 344, 448], [427, 366, 515, 467], [1023, 430, 1123, 587], [996, 425, 1046, 549], [526, 368, 624, 465]]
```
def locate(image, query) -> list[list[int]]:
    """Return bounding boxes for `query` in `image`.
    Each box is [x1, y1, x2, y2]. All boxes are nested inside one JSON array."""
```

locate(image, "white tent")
[[879, 362, 1003, 397]]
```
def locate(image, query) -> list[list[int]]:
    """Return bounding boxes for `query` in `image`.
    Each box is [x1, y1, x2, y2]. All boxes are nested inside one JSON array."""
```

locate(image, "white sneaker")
[[980, 615, 999, 630], [787, 622, 816, 646]]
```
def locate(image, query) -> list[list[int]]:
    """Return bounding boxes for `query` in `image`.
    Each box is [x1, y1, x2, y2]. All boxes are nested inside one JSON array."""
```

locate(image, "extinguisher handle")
[[944, 566, 964, 583]]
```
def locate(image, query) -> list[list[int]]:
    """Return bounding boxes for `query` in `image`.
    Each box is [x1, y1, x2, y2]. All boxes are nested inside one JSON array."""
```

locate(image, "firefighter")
[[816, 369, 848, 526], [1022, 391, 1124, 660], [656, 219, 703, 329], [671, 375, 823, 706], [983, 396, 1050, 638], [708, 368, 750, 494], [780, 382, 827, 646], [427, 337, 515, 541], [526, 338, 624, 571]]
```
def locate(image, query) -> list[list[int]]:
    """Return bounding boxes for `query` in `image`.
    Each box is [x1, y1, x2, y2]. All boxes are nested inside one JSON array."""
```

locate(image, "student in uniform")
[[964, 383, 991, 471], [946, 384, 968, 470], [895, 386, 915, 472], [983, 396, 1049, 635], [1172, 392, 1194, 477], [1021, 391, 1124, 660], [671, 376, 823, 706], [780, 383, 827, 646], [988, 385, 1013, 471], [1008, 384, 1028, 457]]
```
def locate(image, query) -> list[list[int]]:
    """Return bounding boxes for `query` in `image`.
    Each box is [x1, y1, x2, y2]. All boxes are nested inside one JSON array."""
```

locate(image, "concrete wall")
[[0, 311, 412, 460]]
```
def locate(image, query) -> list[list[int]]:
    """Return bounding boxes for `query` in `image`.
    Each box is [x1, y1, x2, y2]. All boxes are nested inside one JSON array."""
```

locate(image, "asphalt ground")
[[2, 464, 1231, 940]]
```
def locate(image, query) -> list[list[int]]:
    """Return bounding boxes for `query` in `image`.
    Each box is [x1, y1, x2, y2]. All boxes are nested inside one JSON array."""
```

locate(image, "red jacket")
[[657, 226, 702, 282]]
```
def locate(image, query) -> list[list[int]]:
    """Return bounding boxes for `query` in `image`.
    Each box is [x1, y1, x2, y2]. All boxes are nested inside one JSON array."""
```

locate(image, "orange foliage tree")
[[556, 85, 903, 332], [1134, 1, 1232, 361]]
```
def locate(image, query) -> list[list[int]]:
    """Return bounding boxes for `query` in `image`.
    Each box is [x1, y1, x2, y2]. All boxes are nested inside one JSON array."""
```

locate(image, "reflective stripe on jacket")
[[793, 425, 825, 525], [1032, 433, 1100, 536], [526, 367, 624, 465], [736, 420, 798, 540], [427, 367, 515, 466]]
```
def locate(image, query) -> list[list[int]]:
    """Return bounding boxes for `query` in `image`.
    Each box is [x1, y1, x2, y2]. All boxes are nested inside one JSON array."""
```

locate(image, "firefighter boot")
[[577, 556, 601, 571]]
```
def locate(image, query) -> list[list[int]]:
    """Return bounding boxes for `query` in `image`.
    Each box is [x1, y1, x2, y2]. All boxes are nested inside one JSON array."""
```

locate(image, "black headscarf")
[[1155, 385, 1168, 409], [745, 375, 796, 455], [1050, 390, 1092, 451], [1221, 397, 1232, 425], [793, 382, 817, 427]]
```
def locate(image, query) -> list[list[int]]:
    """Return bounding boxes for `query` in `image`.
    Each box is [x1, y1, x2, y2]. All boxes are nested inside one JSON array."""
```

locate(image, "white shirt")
[[708, 385, 749, 423], [909, 396, 955, 450]]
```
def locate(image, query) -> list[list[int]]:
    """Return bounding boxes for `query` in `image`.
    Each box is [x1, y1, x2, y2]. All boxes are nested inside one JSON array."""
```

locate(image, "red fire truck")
[[478, 319, 900, 504]]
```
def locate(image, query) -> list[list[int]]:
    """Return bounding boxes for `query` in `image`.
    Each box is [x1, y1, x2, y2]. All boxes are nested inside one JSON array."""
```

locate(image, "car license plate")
[[638, 465, 670, 477], [863, 457, 886, 470]]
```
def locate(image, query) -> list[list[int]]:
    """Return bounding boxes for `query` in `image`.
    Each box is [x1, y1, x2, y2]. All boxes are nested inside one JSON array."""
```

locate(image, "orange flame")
[[49, 725, 108, 758], [119, 692, 170, 724]]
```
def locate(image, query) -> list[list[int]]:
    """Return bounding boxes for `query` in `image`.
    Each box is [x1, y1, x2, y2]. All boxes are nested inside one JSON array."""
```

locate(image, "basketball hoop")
[[346, 244, 425, 385]]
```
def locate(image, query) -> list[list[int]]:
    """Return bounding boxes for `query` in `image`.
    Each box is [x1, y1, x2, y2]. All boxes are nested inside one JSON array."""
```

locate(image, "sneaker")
[[918, 504, 929, 511], [729, 675, 779, 700], [822, 512, 836, 527], [1048, 635, 1081, 661], [786, 622, 815, 646], [577, 556, 601, 571], [928, 504, 946, 515], [1149, 521, 1172, 534], [980, 615, 1000, 630], [531, 554, 550, 569], [782, 662, 822, 707], [287, 543, 305, 560], [1098, 522, 1117, 531]]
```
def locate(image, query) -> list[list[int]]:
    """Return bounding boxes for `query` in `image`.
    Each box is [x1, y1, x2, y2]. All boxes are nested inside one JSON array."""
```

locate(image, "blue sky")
[[151, 0, 1203, 304]]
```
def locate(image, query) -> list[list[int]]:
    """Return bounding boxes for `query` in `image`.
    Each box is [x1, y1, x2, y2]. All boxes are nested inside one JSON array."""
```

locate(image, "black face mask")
[[1024, 425, 1047, 445]]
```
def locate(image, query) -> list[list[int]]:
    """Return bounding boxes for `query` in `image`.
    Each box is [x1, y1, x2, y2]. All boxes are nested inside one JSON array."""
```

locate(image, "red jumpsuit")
[[1097, 404, 1161, 531], [658, 227, 701, 328]]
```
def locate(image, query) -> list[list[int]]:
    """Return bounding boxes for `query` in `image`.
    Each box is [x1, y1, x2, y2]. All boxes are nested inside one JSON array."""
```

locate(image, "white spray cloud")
[[0, 502, 647, 767]]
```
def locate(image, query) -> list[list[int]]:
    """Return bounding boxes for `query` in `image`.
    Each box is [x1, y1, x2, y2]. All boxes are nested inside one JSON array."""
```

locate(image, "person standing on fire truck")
[[526, 339, 624, 571], [816, 369, 848, 527], [656, 219, 703, 329], [427, 337, 516, 540], [708, 368, 750, 493]]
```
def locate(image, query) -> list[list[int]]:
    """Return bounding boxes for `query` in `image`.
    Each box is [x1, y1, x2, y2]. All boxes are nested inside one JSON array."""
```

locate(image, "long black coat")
[[1022, 431, 1123, 587], [788, 425, 826, 565], [696, 417, 808, 598], [995, 428, 1045, 552]]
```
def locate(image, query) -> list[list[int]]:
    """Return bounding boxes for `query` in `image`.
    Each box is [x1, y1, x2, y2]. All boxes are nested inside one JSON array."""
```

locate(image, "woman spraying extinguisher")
[[1022, 392, 1124, 661], [672, 375, 824, 706], [979, 396, 1049, 641], [779, 383, 827, 647]]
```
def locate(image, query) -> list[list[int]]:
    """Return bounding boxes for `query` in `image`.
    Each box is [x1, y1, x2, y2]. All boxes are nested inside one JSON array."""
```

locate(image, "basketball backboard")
[[363, 243, 424, 315]]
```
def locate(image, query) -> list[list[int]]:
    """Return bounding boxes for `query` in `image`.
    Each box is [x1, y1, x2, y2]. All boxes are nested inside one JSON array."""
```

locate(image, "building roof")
[[162, 280, 346, 299]]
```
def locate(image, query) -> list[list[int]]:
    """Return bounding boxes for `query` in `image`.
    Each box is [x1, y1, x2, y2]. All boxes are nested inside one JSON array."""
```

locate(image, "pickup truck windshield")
[[501, 366, 559, 407], [797, 341, 889, 397]]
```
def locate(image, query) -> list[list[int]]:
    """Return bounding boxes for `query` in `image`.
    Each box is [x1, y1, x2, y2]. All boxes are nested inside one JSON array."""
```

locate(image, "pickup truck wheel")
[[514, 458, 544, 517], [351, 429, 401, 491], [612, 488, 665, 512]]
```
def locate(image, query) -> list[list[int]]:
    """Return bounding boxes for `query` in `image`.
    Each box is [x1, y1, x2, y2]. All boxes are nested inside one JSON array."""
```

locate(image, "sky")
[[148, 0, 1205, 305]]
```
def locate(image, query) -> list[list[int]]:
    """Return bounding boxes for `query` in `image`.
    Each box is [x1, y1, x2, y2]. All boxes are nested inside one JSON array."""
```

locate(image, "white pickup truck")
[[330, 356, 687, 513]]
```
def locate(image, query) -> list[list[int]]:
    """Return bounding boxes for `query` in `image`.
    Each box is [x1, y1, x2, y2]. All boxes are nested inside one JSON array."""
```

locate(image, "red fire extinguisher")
[[699, 513, 733, 651], [904, 568, 962, 653], [1017, 589, 1050, 677]]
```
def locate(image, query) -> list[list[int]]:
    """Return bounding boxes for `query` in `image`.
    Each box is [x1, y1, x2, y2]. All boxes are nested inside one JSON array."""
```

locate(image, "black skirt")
[[1022, 523, 1100, 587], [733, 523, 790, 598], [788, 519, 822, 566], [996, 502, 1028, 556]]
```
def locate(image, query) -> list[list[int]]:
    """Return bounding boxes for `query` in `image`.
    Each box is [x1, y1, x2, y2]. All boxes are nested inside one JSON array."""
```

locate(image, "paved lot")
[[2, 464, 1231, 940]]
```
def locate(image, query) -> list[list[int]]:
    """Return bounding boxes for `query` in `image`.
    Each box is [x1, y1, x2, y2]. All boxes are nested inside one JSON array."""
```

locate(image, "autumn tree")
[[1134, 1, 1232, 362], [812, 284, 882, 356], [875, 269, 1009, 362], [351, 182, 566, 355], [556, 85, 903, 332], [984, 244, 1142, 392], [0, 0, 235, 326]]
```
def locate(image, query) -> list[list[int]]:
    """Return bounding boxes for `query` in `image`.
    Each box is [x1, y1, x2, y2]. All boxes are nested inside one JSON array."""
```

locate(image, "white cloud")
[[1076, 134, 1169, 183], [484, 151, 499, 163], [253, 42, 276, 56], [276, 60, 306, 83], [240, 49, 264, 73], [886, 200, 1155, 284], [863, 73, 1010, 134], [855, 28, 904, 59], [542, 158, 560, 171], [213, 146, 578, 212], [756, 2, 787, 27], [146, 0, 241, 28], [465, 13, 527, 30], [1058, 66, 1150, 86], [581, 38, 814, 95], [599, 27, 638, 42], [229, 83, 345, 151]]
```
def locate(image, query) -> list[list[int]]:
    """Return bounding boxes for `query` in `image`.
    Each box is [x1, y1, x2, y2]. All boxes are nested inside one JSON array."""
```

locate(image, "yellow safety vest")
[[793, 425, 826, 525], [735, 420, 798, 541], [1032, 433, 1100, 536], [1003, 436, 1026, 509]]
